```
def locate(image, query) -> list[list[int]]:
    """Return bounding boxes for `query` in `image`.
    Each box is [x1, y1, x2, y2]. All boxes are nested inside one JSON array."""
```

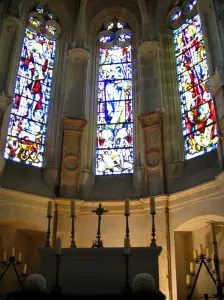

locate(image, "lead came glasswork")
[[173, 13, 218, 159], [96, 41, 133, 175], [4, 11, 57, 167]]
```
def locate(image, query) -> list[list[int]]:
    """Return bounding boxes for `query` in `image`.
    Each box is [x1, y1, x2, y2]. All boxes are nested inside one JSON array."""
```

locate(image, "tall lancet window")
[[169, 0, 218, 160], [4, 6, 60, 167], [96, 20, 134, 175]]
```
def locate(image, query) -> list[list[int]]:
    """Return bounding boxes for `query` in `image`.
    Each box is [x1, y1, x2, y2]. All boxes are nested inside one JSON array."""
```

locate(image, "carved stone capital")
[[68, 47, 90, 62], [139, 111, 163, 130], [197, 0, 213, 14], [63, 118, 87, 133], [0, 91, 11, 113], [139, 41, 160, 58], [2, 17, 22, 33], [205, 61, 224, 97]]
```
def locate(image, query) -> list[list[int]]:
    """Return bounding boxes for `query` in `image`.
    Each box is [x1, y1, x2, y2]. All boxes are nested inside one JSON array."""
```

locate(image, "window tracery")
[[96, 19, 133, 175], [168, 0, 218, 159], [4, 6, 60, 167]]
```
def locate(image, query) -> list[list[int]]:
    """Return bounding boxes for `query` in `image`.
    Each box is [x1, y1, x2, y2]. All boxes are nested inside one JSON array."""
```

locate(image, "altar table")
[[38, 247, 162, 295]]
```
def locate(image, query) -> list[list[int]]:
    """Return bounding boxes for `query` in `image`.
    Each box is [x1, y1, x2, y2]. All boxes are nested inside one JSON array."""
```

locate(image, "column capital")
[[2, 17, 22, 33], [139, 111, 163, 129], [138, 41, 160, 58], [63, 117, 87, 133], [205, 61, 224, 97], [68, 47, 90, 62], [0, 91, 11, 113]]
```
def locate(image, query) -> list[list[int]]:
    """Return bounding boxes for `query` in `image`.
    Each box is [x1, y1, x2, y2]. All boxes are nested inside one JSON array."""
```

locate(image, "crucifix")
[[91, 203, 109, 248]]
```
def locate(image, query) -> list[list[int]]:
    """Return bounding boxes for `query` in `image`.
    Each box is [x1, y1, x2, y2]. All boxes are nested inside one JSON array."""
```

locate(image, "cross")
[[91, 203, 109, 248]]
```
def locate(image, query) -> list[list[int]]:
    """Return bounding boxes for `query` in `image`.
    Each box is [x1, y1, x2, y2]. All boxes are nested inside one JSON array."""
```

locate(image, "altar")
[[38, 246, 162, 295]]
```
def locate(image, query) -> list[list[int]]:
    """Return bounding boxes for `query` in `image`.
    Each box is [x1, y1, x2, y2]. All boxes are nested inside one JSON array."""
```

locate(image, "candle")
[[198, 244, 203, 256], [17, 252, 22, 262], [23, 264, 27, 275], [12, 247, 15, 257], [70, 200, 76, 217], [193, 250, 198, 261], [47, 201, 53, 217], [190, 262, 195, 274], [124, 199, 130, 215], [56, 238, 62, 255], [205, 248, 210, 260], [124, 237, 130, 254], [150, 197, 156, 214], [2, 251, 6, 262], [186, 274, 191, 287]]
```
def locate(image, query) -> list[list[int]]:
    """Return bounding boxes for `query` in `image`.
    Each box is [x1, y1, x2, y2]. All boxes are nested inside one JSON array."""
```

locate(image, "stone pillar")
[[72, 0, 88, 48], [139, 111, 164, 195], [60, 118, 87, 198], [63, 47, 89, 118]]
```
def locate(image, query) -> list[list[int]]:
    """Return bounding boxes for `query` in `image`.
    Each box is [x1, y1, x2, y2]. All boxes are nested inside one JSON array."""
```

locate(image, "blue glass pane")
[[96, 45, 133, 175], [4, 28, 56, 167]]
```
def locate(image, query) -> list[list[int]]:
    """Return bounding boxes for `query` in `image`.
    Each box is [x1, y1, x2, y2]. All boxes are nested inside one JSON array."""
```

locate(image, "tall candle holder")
[[186, 223, 224, 300], [70, 214, 77, 248], [150, 211, 157, 246], [91, 203, 108, 248], [45, 214, 52, 248], [124, 212, 130, 238], [122, 252, 132, 294], [50, 253, 63, 294], [0, 252, 26, 290]]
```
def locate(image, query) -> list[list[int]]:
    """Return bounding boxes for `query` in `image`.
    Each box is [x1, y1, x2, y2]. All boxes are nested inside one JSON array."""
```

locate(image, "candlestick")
[[186, 274, 191, 287], [91, 203, 108, 248], [70, 213, 77, 248], [193, 250, 198, 262], [50, 253, 63, 294], [23, 264, 27, 275], [12, 247, 15, 257], [56, 238, 62, 255], [2, 251, 6, 262], [124, 199, 130, 215], [45, 211, 53, 248], [47, 201, 53, 217], [150, 197, 156, 214], [17, 252, 22, 263], [70, 200, 76, 217], [124, 237, 130, 255], [198, 244, 203, 256], [190, 262, 195, 275]]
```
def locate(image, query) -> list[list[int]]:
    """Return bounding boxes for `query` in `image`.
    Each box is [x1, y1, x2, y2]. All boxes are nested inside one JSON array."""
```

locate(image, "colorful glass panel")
[[173, 14, 218, 159], [96, 45, 133, 175], [4, 28, 56, 167]]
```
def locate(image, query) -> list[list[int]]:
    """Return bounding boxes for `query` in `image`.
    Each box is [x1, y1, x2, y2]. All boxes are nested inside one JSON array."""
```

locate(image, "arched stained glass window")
[[96, 20, 134, 175], [170, 0, 218, 160], [4, 6, 60, 167]]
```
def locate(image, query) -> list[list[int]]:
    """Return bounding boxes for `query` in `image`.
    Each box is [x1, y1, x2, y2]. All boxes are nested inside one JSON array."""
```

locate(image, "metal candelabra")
[[122, 252, 132, 294], [0, 255, 26, 290], [70, 214, 77, 248], [150, 211, 157, 246], [91, 203, 108, 248], [125, 212, 130, 238], [50, 253, 63, 294], [186, 223, 224, 300], [45, 214, 52, 248]]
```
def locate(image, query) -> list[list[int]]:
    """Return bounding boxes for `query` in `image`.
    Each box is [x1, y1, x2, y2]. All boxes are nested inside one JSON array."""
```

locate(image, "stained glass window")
[[173, 13, 218, 159], [96, 21, 133, 175], [4, 8, 57, 167]]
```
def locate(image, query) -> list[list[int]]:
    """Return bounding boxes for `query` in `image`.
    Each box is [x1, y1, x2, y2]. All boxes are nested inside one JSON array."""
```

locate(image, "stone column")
[[139, 111, 164, 195], [0, 16, 21, 177], [60, 118, 87, 198]]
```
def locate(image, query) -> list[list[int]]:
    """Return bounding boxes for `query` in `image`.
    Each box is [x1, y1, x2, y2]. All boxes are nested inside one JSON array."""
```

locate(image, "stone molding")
[[205, 61, 224, 97], [2, 170, 224, 216], [0, 91, 11, 113], [139, 111, 163, 129], [63, 117, 87, 133], [68, 47, 90, 62], [197, 0, 213, 14], [139, 41, 160, 58], [2, 16, 22, 33]]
